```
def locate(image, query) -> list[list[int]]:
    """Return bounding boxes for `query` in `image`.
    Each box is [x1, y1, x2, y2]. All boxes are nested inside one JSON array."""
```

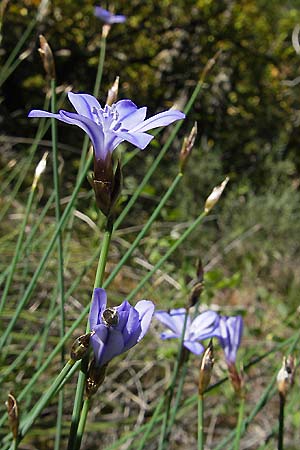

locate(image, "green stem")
[[278, 393, 285, 450], [0, 17, 36, 87], [105, 173, 183, 287], [67, 219, 113, 450], [0, 184, 36, 313], [51, 77, 66, 450], [127, 212, 207, 301], [198, 394, 204, 450], [74, 398, 91, 450], [167, 361, 189, 435], [136, 397, 165, 450], [93, 35, 106, 98], [158, 311, 189, 450], [234, 396, 245, 450]]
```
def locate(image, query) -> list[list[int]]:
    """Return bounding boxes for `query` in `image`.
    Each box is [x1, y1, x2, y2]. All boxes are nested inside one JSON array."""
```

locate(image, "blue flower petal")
[[68, 92, 101, 120], [183, 341, 204, 355], [89, 288, 107, 330], [94, 6, 126, 24], [58, 111, 105, 160], [131, 110, 185, 133]]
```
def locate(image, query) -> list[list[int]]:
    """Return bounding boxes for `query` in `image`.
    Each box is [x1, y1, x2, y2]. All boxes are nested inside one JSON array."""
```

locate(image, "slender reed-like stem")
[[93, 35, 106, 98], [50, 77, 66, 450], [67, 219, 113, 450], [278, 393, 285, 450], [167, 362, 189, 435], [74, 398, 91, 450], [0, 17, 36, 86], [136, 397, 165, 450], [234, 396, 245, 450], [105, 173, 183, 287], [198, 394, 204, 450], [0, 186, 36, 313], [158, 311, 189, 450], [127, 211, 207, 301]]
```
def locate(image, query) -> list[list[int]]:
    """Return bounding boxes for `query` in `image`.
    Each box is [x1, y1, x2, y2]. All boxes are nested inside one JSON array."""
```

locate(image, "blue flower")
[[28, 92, 185, 161], [155, 308, 220, 355], [89, 288, 155, 367], [217, 316, 243, 364], [94, 6, 126, 24]]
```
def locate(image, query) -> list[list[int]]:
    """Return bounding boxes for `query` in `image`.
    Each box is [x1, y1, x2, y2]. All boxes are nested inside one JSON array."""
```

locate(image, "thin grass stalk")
[[234, 396, 245, 450], [93, 34, 106, 98], [127, 211, 207, 301], [105, 172, 183, 287], [0, 154, 93, 351], [50, 77, 66, 450], [136, 397, 165, 450], [74, 398, 91, 450], [67, 219, 113, 450], [167, 361, 189, 435], [0, 17, 36, 86], [197, 394, 204, 450], [0, 182, 37, 313], [278, 393, 285, 450], [158, 311, 189, 450]]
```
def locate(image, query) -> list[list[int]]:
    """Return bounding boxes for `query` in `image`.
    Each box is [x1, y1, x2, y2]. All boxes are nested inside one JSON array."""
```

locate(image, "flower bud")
[[38, 35, 55, 79], [179, 122, 197, 173], [86, 359, 108, 397], [70, 332, 93, 362], [277, 355, 296, 398], [204, 176, 229, 214], [32, 152, 48, 190], [188, 259, 204, 307], [106, 76, 119, 106], [92, 153, 122, 217], [198, 340, 214, 395], [6, 393, 19, 440]]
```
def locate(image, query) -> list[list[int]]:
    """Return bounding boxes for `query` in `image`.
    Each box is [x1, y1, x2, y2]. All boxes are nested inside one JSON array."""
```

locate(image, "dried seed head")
[[277, 355, 296, 398], [198, 340, 214, 395], [6, 393, 19, 440], [38, 35, 55, 79], [188, 258, 204, 307], [32, 152, 48, 190], [106, 76, 120, 106], [70, 332, 93, 362], [204, 177, 229, 214], [179, 122, 197, 173]]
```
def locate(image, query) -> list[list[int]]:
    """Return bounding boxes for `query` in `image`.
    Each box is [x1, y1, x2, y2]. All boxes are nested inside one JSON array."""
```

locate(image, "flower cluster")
[[155, 308, 243, 363]]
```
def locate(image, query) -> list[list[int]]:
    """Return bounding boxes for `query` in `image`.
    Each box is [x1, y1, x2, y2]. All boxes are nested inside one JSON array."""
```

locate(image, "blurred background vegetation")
[[1, 0, 300, 448]]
